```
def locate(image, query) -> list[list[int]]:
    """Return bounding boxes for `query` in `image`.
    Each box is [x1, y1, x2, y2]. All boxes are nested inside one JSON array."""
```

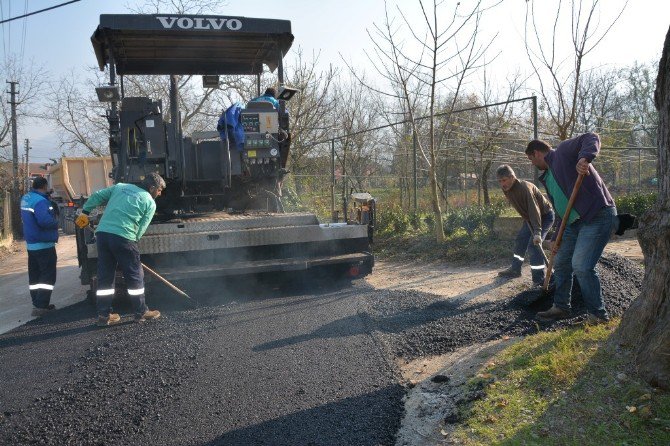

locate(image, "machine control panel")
[[241, 111, 279, 134]]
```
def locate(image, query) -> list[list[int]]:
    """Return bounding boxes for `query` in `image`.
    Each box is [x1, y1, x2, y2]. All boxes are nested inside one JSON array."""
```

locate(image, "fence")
[[285, 96, 658, 220]]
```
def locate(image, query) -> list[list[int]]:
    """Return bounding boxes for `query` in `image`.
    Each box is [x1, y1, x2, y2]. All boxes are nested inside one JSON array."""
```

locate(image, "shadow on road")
[[0, 301, 99, 349], [202, 385, 404, 446], [253, 282, 498, 353]]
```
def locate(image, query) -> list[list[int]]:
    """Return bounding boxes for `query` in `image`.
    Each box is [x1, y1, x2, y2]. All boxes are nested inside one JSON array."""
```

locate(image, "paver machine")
[[76, 14, 374, 293]]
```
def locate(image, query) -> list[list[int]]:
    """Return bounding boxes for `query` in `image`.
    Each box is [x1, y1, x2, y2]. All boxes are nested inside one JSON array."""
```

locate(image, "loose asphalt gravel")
[[0, 252, 643, 445], [364, 253, 644, 361]]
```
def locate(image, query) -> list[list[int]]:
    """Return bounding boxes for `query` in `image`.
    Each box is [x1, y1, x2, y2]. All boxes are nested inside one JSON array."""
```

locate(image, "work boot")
[[536, 305, 570, 321], [615, 213, 638, 235], [31, 304, 56, 317], [136, 309, 161, 323], [97, 313, 121, 327], [571, 313, 610, 326], [498, 267, 521, 278]]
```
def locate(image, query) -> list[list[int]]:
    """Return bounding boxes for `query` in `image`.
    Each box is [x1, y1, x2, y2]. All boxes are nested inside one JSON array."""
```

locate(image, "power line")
[[19, 0, 28, 68], [0, 0, 9, 67], [0, 0, 81, 25]]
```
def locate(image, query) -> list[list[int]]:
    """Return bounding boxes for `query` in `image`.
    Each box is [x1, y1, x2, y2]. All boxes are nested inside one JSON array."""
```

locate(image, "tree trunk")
[[616, 25, 670, 390], [482, 159, 492, 206]]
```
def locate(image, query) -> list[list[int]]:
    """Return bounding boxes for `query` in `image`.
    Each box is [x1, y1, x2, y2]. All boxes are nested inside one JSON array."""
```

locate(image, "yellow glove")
[[75, 213, 90, 229]]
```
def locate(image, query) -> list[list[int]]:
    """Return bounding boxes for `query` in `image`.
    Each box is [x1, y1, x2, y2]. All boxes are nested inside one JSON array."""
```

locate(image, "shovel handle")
[[142, 262, 191, 300], [543, 173, 585, 290]]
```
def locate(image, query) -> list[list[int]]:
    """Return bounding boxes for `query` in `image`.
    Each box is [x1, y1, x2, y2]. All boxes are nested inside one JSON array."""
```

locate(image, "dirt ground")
[[365, 232, 643, 446]]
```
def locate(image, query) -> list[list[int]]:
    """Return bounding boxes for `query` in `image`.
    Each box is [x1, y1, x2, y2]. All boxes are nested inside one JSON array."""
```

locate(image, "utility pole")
[[7, 81, 21, 238], [7, 82, 19, 196]]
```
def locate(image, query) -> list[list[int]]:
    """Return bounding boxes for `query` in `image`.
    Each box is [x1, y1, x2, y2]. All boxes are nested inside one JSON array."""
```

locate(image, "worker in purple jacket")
[[525, 133, 635, 324]]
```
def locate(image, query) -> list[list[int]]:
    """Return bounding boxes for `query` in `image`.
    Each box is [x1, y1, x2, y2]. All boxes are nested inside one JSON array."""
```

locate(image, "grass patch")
[[451, 321, 670, 445], [375, 229, 509, 264]]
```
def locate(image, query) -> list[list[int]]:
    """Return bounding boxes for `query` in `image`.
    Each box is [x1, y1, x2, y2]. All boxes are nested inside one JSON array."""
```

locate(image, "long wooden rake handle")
[[142, 262, 192, 300], [543, 173, 585, 291]]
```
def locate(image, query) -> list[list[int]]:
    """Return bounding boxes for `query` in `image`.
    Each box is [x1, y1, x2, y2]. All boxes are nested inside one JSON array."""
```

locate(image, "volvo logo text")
[[156, 17, 243, 31]]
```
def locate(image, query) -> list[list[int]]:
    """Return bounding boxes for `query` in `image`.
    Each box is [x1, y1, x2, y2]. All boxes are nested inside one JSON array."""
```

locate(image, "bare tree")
[[468, 71, 523, 205], [576, 67, 625, 134], [616, 25, 670, 390], [0, 56, 47, 161], [126, 0, 224, 15], [42, 69, 109, 156], [574, 67, 627, 187], [282, 50, 338, 186], [122, 74, 222, 133], [621, 62, 658, 147], [358, 0, 495, 242], [524, 0, 628, 140], [333, 75, 383, 196]]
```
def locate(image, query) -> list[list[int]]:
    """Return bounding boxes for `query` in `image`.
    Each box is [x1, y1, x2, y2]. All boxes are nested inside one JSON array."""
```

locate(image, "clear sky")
[[1, 0, 668, 162]]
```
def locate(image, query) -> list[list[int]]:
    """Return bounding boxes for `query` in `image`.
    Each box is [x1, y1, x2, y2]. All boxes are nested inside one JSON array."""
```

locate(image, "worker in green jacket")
[[75, 173, 165, 327]]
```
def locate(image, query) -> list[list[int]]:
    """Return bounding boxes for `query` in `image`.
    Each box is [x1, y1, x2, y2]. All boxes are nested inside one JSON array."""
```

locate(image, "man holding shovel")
[[525, 134, 635, 324], [75, 173, 165, 327], [496, 164, 554, 287]]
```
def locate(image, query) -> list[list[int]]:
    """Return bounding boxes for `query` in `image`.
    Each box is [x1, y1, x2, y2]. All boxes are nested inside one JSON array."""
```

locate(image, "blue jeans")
[[552, 206, 616, 319], [510, 211, 555, 284]]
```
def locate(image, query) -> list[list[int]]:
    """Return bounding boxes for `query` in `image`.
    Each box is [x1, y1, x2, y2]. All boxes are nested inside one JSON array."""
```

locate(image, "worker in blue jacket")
[[20, 177, 59, 317], [525, 133, 636, 324], [249, 87, 279, 109]]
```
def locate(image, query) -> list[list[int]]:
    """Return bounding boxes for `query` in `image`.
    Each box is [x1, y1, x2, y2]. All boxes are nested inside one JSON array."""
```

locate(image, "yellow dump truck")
[[47, 157, 113, 234]]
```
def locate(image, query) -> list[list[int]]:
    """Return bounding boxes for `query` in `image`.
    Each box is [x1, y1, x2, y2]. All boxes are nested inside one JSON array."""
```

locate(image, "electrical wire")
[[19, 0, 27, 69], [0, 0, 81, 25]]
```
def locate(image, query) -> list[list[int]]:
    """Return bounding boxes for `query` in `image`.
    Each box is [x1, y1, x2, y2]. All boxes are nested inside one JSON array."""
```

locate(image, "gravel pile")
[[364, 253, 644, 361]]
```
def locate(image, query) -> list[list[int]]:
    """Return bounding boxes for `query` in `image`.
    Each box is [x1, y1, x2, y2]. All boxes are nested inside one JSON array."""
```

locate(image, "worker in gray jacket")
[[496, 165, 554, 286]]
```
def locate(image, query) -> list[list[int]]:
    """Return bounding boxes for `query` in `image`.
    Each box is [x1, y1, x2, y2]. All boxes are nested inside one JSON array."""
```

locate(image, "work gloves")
[[533, 235, 542, 246], [74, 210, 90, 229]]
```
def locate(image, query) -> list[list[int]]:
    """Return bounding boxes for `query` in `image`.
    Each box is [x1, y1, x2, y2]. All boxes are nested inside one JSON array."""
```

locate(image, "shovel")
[[142, 262, 194, 302], [542, 173, 585, 291]]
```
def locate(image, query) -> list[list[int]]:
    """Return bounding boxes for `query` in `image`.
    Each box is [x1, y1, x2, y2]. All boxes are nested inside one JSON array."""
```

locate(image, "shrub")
[[409, 212, 427, 231], [377, 205, 412, 236], [443, 203, 505, 236], [615, 192, 657, 217], [281, 184, 309, 212]]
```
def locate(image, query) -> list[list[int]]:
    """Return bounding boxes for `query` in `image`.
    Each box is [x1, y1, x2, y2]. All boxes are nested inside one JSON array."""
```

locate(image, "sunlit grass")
[[451, 320, 670, 445]]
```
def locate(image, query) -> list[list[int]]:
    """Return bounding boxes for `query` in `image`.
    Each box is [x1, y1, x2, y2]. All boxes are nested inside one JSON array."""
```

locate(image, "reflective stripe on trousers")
[[29, 283, 54, 290]]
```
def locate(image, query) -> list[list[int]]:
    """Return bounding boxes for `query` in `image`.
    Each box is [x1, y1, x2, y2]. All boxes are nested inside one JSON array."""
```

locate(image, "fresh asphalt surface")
[[0, 236, 644, 445], [0, 276, 404, 446]]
